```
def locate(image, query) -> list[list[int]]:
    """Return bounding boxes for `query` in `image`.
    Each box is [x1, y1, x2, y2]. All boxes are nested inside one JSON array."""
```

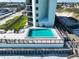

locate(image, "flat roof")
[[59, 17, 78, 26], [58, 0, 79, 3]]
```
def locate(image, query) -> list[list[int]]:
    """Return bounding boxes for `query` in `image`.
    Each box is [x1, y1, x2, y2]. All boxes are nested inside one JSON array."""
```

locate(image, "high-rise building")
[[26, 0, 57, 27]]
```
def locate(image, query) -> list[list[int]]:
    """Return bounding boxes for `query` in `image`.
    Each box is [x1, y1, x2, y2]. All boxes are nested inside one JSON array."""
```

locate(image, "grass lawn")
[[0, 16, 19, 30], [11, 15, 27, 31], [0, 15, 27, 32]]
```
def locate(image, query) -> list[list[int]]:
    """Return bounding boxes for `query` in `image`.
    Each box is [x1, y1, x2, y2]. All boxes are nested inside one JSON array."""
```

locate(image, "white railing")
[[0, 39, 63, 44]]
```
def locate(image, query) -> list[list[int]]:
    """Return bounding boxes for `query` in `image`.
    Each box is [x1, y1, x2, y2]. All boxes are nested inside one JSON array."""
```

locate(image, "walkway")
[[0, 56, 68, 59]]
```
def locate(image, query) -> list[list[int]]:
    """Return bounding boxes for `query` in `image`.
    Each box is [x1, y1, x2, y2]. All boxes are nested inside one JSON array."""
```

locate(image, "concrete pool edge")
[[25, 27, 63, 40]]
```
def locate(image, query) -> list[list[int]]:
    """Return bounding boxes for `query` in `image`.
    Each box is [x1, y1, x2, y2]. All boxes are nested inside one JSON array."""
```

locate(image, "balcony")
[[27, 6, 32, 11], [28, 18, 33, 21], [27, 12, 32, 17], [26, 0, 32, 5]]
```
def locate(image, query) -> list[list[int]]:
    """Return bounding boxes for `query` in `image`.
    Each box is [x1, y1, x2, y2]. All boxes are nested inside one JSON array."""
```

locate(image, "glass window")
[[36, 19, 39, 22], [36, 14, 38, 17], [36, 7, 38, 10], [36, 0, 38, 3]]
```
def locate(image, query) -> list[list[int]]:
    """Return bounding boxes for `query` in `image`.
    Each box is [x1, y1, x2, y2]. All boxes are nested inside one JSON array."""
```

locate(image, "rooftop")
[[58, 0, 79, 3]]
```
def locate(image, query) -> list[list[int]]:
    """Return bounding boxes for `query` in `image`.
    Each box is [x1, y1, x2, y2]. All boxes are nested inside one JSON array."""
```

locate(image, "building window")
[[29, 0, 32, 3], [36, 19, 39, 22], [36, 0, 38, 3], [27, 12, 32, 16], [36, 14, 38, 17], [28, 18, 33, 21], [36, 7, 38, 10], [30, 6, 32, 9]]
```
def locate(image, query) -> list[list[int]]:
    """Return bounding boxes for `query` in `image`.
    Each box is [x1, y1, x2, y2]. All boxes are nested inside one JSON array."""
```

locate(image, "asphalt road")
[[0, 10, 24, 25]]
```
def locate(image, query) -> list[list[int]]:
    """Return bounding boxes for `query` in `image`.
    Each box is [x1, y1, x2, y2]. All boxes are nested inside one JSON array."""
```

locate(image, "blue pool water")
[[28, 29, 55, 38]]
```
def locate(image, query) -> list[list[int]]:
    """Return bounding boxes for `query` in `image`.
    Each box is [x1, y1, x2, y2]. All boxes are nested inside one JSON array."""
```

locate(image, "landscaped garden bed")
[[0, 15, 27, 32]]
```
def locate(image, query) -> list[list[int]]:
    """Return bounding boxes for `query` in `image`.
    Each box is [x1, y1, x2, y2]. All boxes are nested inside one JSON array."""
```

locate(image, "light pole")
[[9, 0, 12, 7]]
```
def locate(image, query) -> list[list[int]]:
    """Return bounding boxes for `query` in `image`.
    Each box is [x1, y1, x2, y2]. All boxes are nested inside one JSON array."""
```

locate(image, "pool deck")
[[0, 27, 63, 40], [0, 27, 64, 43], [0, 33, 25, 40], [0, 27, 64, 47]]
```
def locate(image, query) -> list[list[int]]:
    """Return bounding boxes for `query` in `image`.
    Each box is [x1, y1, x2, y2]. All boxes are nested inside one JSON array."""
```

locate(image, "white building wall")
[[32, 0, 36, 27], [48, 0, 57, 26], [32, 0, 49, 27], [37, 0, 48, 19], [28, 0, 57, 27]]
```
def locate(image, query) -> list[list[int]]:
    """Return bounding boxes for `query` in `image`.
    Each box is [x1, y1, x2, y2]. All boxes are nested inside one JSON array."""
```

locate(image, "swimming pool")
[[28, 29, 56, 38]]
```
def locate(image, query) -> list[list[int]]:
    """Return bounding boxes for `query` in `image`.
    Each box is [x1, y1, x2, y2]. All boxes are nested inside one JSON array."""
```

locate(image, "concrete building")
[[0, 0, 64, 49], [26, 0, 57, 27]]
